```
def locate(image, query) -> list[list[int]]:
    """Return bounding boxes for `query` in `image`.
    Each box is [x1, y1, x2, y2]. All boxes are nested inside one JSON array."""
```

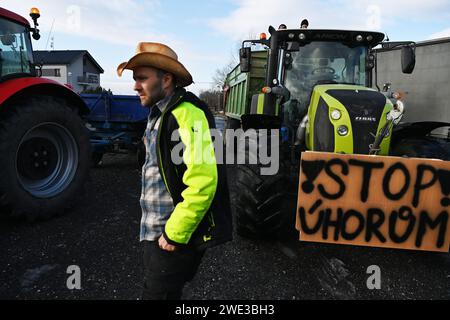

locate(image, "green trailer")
[[224, 50, 267, 129]]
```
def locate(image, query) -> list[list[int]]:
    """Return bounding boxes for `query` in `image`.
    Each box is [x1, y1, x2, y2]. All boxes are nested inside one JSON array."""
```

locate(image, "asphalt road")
[[0, 154, 449, 300]]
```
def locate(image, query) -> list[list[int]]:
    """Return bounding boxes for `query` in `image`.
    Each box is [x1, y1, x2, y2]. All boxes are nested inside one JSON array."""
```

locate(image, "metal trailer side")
[[81, 93, 148, 159]]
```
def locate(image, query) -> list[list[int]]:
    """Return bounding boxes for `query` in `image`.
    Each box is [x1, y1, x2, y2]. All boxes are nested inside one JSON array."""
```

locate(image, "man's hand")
[[158, 234, 177, 252]]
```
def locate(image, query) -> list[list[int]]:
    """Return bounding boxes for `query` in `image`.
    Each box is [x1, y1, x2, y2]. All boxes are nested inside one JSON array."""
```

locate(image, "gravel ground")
[[0, 154, 449, 300]]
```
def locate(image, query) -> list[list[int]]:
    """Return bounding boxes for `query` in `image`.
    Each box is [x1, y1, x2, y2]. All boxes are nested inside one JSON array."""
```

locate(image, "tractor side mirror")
[[271, 85, 291, 104], [401, 45, 415, 74], [239, 47, 251, 73]]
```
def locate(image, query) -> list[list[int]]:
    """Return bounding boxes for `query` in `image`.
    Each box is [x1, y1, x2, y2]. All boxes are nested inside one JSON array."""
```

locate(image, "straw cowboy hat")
[[117, 42, 193, 87]]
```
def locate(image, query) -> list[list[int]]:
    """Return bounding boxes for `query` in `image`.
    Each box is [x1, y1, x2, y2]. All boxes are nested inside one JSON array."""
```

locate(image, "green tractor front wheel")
[[232, 131, 298, 240]]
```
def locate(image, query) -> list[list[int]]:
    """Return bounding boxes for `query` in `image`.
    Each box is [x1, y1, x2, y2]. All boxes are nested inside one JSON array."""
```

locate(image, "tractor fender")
[[391, 121, 450, 145], [0, 77, 89, 115], [241, 114, 282, 131]]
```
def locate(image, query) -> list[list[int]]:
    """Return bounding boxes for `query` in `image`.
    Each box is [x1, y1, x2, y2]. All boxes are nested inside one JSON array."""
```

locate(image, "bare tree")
[[212, 61, 235, 88]]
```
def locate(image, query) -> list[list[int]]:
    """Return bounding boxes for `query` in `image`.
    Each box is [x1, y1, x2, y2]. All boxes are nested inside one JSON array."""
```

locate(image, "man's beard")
[[144, 80, 165, 107]]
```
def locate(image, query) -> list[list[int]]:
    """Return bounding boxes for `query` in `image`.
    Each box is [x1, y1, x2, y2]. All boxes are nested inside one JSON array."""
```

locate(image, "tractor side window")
[[0, 18, 33, 78]]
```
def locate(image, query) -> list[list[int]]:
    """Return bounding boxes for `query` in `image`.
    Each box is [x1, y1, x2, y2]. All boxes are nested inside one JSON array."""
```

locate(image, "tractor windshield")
[[283, 41, 367, 119], [0, 17, 34, 79]]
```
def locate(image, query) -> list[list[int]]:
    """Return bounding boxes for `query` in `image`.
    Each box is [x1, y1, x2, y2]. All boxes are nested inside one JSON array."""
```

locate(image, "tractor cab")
[[240, 28, 385, 117], [239, 24, 416, 155], [283, 37, 376, 119], [0, 7, 40, 81]]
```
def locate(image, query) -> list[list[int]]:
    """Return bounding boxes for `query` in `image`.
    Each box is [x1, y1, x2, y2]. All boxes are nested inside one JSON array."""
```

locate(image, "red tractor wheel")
[[0, 96, 90, 221]]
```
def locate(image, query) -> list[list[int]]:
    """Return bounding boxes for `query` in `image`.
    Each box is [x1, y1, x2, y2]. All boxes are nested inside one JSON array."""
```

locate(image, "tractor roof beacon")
[[0, 7, 90, 221]]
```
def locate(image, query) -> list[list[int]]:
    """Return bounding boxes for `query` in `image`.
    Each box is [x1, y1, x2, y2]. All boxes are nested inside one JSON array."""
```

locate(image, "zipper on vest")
[[156, 93, 183, 198]]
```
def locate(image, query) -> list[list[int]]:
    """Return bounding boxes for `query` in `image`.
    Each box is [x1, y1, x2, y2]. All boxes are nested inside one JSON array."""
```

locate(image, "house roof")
[[33, 50, 104, 73]]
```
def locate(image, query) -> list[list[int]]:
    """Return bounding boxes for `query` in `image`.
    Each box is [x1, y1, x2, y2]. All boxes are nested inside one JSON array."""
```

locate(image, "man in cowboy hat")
[[118, 42, 232, 300]]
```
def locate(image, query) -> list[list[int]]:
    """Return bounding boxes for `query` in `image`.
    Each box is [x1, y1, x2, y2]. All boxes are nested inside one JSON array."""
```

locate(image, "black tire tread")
[[0, 95, 91, 221], [233, 157, 298, 240]]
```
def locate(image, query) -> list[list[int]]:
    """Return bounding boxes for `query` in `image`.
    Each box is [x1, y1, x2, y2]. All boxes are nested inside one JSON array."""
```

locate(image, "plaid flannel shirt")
[[139, 94, 174, 242]]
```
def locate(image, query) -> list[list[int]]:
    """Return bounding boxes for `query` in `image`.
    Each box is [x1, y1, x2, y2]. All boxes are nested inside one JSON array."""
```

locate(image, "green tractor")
[[226, 22, 450, 239]]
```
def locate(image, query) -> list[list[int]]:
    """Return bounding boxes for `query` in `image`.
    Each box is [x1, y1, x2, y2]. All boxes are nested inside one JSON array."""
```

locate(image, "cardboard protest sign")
[[296, 152, 450, 252]]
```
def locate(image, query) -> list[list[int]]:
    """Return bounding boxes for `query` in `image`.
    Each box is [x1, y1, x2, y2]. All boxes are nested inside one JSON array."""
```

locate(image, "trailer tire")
[[0, 96, 91, 221]]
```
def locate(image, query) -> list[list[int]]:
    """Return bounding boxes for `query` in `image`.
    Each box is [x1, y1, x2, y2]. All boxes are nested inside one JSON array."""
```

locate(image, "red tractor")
[[0, 7, 90, 220]]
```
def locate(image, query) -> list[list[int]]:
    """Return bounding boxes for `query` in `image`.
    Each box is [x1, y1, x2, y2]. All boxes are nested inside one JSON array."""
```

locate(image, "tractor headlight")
[[337, 125, 349, 136], [331, 110, 341, 120]]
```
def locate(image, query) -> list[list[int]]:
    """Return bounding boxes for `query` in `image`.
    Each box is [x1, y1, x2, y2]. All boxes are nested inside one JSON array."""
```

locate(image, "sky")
[[2, 0, 450, 95]]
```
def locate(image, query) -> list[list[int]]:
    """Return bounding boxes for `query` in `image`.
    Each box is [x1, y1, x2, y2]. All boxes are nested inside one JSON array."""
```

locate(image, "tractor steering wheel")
[[311, 66, 336, 76]]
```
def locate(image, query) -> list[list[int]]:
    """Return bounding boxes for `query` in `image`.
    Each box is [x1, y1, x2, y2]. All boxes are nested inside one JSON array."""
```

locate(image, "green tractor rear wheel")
[[232, 131, 298, 240]]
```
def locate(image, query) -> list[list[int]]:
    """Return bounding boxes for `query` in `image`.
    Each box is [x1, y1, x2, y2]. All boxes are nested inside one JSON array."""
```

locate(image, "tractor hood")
[[307, 84, 393, 155], [312, 84, 389, 123]]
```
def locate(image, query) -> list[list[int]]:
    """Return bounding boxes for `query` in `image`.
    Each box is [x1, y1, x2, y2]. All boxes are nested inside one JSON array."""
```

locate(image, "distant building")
[[33, 50, 104, 93]]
